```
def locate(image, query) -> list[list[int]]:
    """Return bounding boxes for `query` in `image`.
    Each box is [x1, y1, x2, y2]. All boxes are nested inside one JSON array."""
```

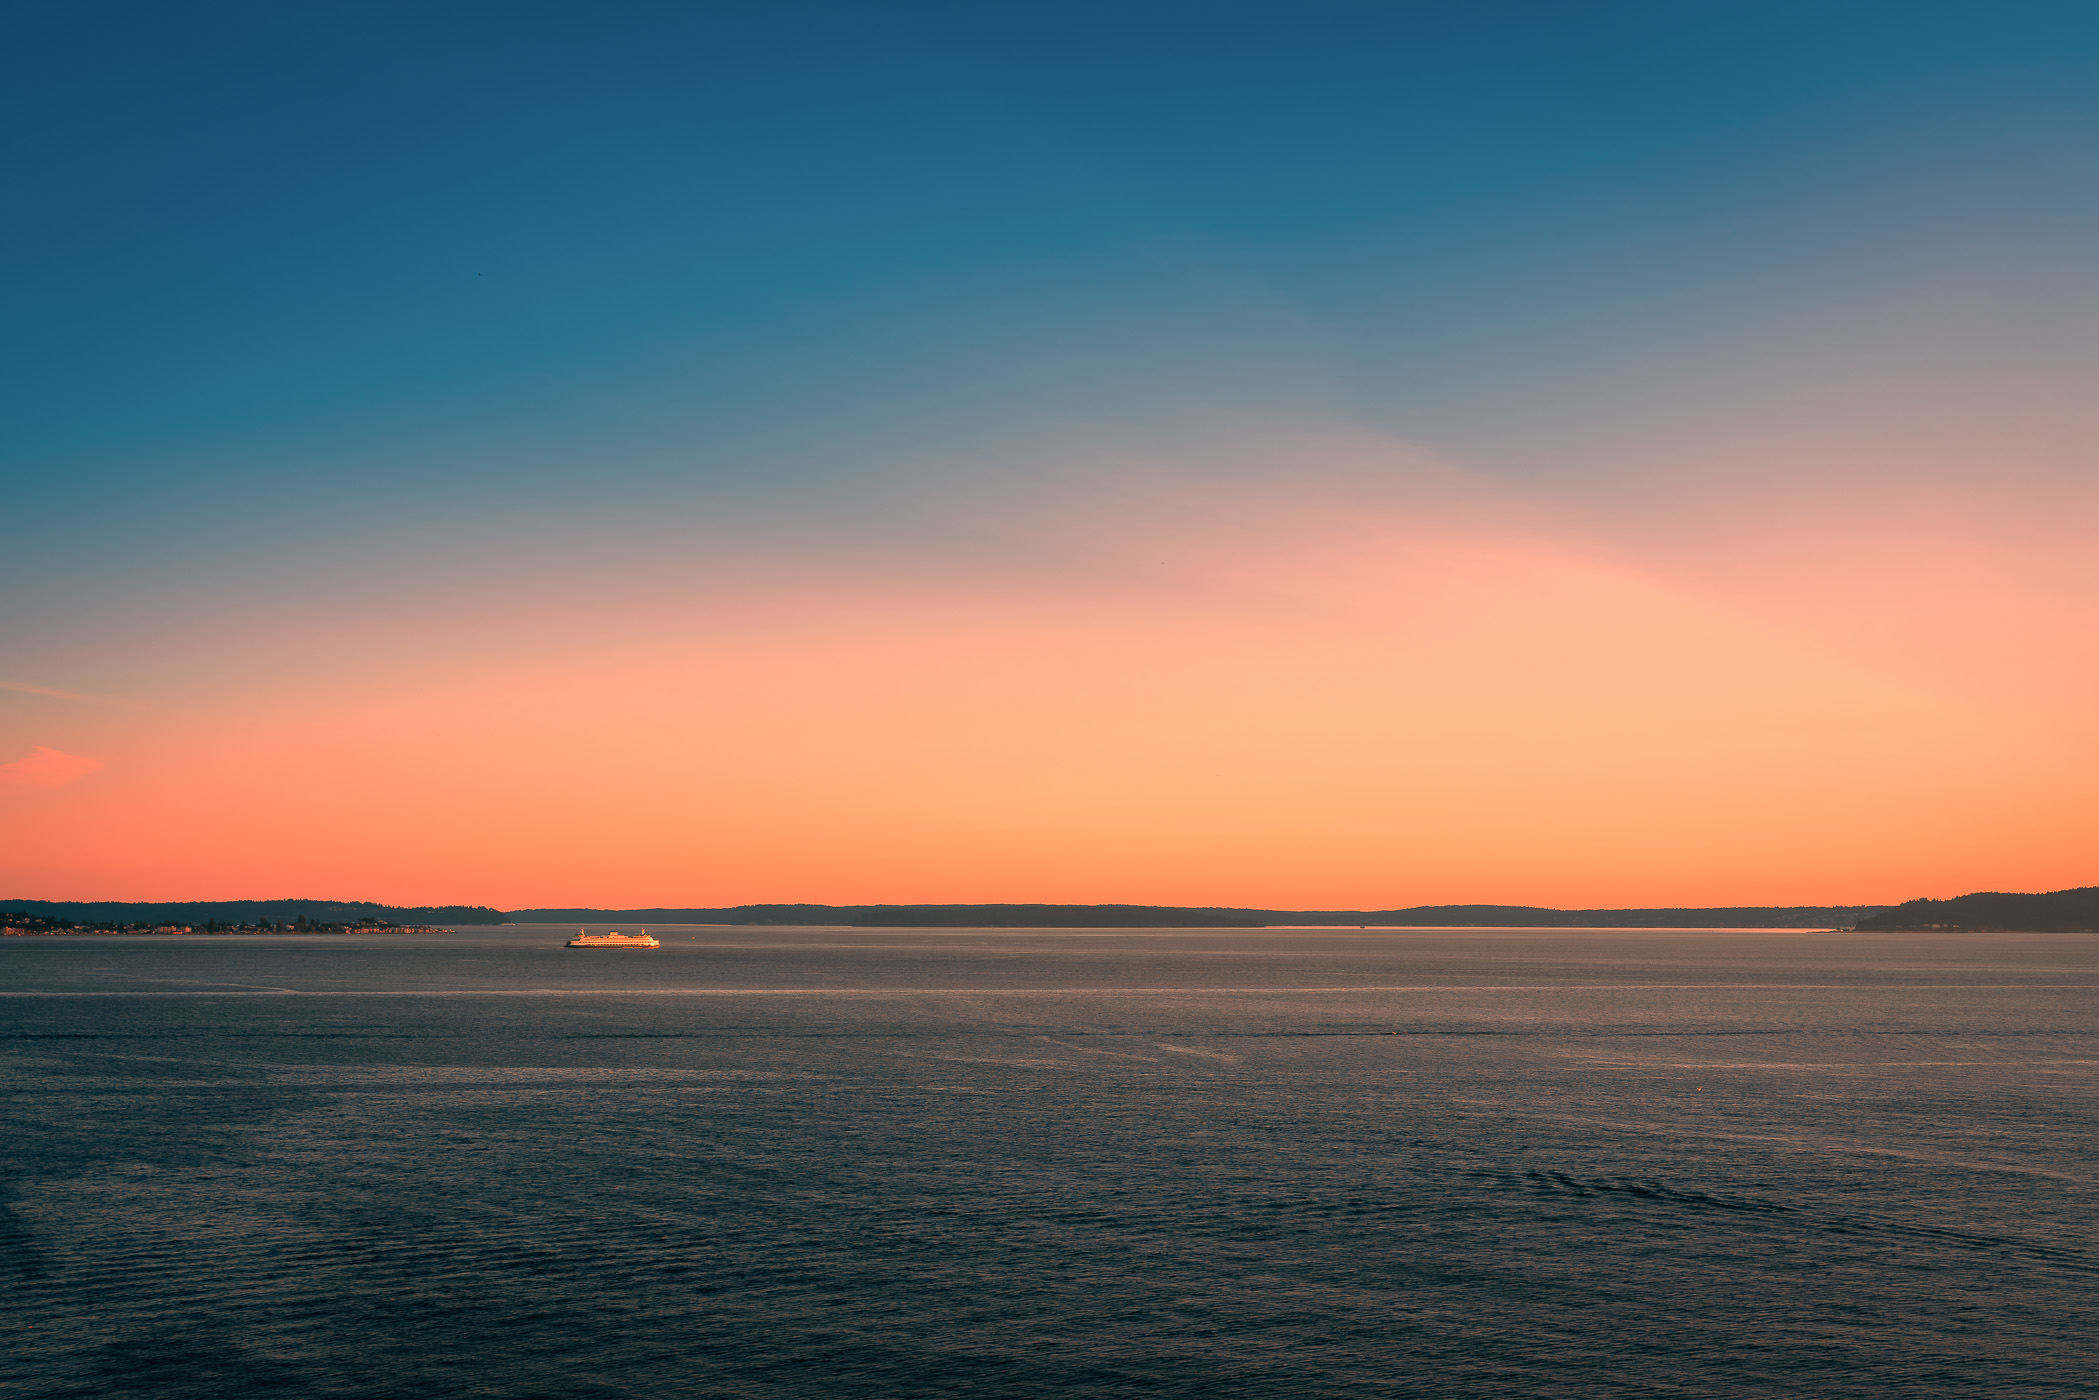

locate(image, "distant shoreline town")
[[2, 911, 454, 937], [3, 888, 2094, 934]]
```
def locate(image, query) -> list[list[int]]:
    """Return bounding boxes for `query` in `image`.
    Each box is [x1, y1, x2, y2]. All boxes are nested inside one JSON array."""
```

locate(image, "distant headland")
[[6, 889, 2092, 934], [1852, 887, 2099, 933]]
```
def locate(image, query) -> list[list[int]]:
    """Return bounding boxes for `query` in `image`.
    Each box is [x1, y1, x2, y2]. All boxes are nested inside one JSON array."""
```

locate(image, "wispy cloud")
[[0, 745, 104, 790], [1, 680, 132, 703]]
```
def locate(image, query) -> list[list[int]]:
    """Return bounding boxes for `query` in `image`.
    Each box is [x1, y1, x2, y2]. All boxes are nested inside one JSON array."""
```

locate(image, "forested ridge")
[[1854, 887, 2099, 932]]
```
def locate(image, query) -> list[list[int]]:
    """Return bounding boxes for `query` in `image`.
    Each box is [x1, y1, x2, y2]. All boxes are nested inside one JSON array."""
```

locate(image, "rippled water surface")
[[4, 927, 2095, 1397]]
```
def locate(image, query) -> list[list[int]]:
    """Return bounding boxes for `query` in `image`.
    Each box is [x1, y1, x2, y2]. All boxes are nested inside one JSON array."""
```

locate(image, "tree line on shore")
[[0, 899, 507, 926], [2, 910, 453, 935], [1853, 887, 2098, 932]]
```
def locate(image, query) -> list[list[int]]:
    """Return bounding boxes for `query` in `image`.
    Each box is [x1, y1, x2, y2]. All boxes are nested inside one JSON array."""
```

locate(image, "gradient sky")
[[5, 1, 2096, 908]]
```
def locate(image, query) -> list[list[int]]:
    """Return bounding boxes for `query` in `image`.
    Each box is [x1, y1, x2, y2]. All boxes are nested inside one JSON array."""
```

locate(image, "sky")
[[4, 1, 2096, 909]]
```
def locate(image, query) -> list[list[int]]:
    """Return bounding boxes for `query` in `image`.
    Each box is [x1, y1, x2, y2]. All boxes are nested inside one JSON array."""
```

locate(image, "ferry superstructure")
[[565, 930, 660, 948]]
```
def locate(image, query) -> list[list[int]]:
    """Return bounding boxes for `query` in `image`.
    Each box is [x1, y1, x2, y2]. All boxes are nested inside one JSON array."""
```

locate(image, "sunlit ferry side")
[[565, 930, 660, 948]]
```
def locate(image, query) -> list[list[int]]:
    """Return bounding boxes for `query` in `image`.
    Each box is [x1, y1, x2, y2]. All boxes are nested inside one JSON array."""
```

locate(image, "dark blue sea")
[[3, 927, 2094, 1398]]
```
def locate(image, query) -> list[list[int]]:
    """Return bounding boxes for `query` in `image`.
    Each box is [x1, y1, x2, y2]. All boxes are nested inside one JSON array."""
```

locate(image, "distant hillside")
[[517, 903, 1263, 928], [0, 899, 512, 926], [1263, 904, 1880, 928], [511, 902, 1883, 928], [1854, 887, 2099, 932], [4, 898, 1903, 931]]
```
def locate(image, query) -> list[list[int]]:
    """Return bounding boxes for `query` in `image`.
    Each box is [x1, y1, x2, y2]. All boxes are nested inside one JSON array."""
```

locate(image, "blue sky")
[[11, 2, 2096, 486]]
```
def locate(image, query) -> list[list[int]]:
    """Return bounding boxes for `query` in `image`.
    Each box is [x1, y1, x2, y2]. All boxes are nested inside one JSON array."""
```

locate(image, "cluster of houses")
[[2, 919, 192, 936]]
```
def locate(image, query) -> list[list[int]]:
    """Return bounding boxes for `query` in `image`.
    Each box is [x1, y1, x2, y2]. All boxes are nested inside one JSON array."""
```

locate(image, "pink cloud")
[[0, 746, 104, 790]]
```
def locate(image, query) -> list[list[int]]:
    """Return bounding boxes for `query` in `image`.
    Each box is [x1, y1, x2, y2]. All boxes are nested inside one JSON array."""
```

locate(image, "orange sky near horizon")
[[5, 427, 2092, 911]]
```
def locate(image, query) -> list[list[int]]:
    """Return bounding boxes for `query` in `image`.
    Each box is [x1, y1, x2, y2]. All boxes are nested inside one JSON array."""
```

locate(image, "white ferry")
[[565, 929, 660, 948]]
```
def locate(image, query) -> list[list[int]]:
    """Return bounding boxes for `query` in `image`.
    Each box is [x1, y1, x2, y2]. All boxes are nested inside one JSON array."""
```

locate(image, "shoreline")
[[2, 927, 457, 938]]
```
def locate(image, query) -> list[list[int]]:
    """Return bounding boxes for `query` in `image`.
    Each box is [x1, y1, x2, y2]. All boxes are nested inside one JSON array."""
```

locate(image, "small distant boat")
[[566, 929, 660, 948]]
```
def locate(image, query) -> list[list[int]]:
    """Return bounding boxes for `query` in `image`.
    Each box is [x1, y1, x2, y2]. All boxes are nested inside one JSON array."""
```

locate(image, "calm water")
[[3, 927, 2094, 1398]]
